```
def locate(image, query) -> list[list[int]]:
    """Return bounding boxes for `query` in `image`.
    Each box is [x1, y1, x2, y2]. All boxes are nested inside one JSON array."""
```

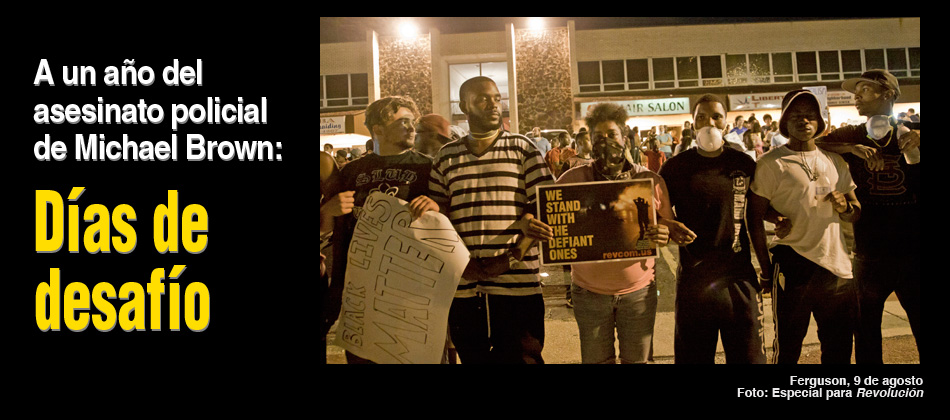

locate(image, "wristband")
[[842, 201, 854, 215]]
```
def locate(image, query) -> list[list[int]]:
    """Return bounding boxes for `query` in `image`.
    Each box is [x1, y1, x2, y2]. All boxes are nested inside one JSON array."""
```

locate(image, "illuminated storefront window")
[[449, 61, 509, 117]]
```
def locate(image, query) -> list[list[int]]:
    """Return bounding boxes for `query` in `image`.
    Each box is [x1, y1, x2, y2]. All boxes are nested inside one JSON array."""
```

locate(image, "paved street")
[[326, 241, 919, 365]]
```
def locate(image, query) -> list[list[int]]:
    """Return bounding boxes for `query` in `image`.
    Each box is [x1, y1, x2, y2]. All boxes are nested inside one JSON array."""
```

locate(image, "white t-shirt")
[[750, 145, 856, 278]]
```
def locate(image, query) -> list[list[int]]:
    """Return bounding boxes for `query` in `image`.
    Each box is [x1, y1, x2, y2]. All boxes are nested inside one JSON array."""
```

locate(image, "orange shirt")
[[642, 150, 665, 173]]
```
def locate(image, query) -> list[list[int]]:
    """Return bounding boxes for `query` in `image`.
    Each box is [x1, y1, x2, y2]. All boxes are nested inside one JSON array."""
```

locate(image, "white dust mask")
[[696, 126, 724, 152], [866, 115, 893, 140]]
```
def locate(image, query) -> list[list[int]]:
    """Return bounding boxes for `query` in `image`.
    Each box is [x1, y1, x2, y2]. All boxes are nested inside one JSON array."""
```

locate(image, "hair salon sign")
[[581, 98, 690, 117]]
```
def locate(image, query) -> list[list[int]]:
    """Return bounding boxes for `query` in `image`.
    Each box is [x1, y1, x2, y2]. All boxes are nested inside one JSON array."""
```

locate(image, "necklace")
[[799, 151, 819, 182], [868, 124, 895, 149], [470, 128, 500, 141]]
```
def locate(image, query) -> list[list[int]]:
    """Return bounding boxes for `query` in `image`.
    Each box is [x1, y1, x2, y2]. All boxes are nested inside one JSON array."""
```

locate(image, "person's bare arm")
[[764, 206, 791, 239], [408, 195, 440, 220], [643, 223, 670, 247], [321, 191, 354, 234], [826, 190, 861, 223], [659, 218, 696, 246], [898, 129, 920, 152], [816, 139, 884, 171], [746, 191, 774, 288]]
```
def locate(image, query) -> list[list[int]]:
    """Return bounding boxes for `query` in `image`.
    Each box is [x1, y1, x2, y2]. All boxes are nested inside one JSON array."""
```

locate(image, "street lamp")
[[528, 17, 544, 30], [397, 20, 419, 38]]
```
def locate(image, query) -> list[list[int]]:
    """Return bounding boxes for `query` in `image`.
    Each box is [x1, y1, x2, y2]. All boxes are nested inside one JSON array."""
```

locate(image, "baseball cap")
[[841, 69, 901, 98], [417, 114, 452, 140], [779, 89, 826, 138]]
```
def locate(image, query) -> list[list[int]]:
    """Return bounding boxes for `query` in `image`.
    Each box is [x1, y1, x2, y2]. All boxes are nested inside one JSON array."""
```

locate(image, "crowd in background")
[[319, 69, 920, 366]]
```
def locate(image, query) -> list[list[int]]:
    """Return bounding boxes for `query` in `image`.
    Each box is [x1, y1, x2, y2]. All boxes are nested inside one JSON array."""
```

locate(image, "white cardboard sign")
[[336, 192, 468, 364]]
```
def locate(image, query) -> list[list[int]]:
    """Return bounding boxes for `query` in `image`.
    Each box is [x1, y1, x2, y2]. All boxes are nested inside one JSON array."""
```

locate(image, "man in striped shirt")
[[429, 76, 555, 364]]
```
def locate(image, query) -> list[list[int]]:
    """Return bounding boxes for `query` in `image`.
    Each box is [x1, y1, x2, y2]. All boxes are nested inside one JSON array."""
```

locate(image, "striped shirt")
[[429, 132, 554, 297]]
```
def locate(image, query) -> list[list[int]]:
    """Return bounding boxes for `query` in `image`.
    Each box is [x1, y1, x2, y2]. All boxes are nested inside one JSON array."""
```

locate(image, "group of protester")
[[672, 112, 785, 163], [323, 141, 371, 168], [320, 69, 920, 365], [526, 127, 592, 181]]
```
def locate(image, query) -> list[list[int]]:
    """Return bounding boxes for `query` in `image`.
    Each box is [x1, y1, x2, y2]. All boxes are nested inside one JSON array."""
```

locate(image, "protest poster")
[[335, 192, 468, 364], [537, 179, 657, 265]]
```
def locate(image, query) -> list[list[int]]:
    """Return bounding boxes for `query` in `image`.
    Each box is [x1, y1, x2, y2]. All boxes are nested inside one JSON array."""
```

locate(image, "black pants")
[[448, 293, 545, 364], [770, 246, 857, 364], [674, 277, 766, 364], [854, 252, 922, 364]]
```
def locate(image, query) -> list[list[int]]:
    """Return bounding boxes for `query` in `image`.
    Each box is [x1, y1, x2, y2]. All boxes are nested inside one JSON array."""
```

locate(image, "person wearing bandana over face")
[[747, 90, 861, 364], [556, 103, 672, 364], [659, 94, 766, 364]]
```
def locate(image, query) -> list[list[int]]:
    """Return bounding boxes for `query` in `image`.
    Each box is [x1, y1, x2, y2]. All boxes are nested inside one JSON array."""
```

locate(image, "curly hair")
[[363, 96, 420, 132], [584, 102, 629, 132]]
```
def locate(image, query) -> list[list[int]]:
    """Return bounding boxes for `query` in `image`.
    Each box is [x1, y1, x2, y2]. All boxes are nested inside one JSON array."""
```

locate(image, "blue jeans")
[[571, 282, 657, 364]]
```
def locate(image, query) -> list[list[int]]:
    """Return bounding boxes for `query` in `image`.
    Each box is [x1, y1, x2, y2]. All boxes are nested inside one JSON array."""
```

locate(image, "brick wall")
[[515, 27, 573, 133], [379, 35, 433, 116]]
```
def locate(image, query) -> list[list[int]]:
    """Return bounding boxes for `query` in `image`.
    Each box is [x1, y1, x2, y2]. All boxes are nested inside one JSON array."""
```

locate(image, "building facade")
[[320, 18, 920, 144]]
